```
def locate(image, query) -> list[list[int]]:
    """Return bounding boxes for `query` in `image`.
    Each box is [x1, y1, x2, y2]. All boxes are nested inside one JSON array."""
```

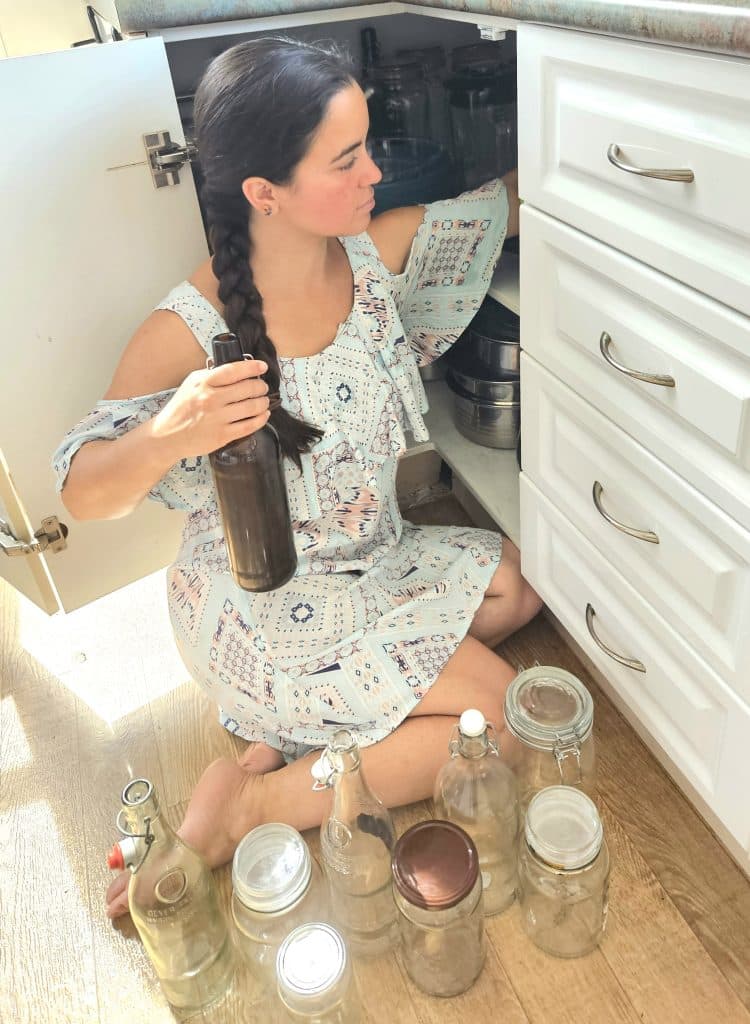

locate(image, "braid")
[[207, 196, 324, 469]]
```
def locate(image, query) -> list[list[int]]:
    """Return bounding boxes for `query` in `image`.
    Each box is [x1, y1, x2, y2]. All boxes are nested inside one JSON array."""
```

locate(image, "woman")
[[53, 37, 541, 919]]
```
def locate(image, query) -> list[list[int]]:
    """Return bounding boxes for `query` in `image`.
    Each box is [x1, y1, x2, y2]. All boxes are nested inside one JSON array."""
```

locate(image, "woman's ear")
[[242, 177, 278, 217]]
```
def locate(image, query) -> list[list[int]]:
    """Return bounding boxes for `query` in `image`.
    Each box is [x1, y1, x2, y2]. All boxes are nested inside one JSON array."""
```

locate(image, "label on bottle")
[[155, 868, 188, 905]]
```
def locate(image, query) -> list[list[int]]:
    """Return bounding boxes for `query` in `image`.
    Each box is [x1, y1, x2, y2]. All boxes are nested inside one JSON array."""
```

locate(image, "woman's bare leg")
[[106, 637, 516, 918], [469, 538, 543, 649]]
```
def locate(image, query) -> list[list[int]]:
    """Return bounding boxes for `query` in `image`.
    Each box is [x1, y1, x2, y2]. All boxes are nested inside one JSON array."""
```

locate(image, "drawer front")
[[520, 475, 750, 850], [522, 355, 750, 697], [520, 204, 750, 531], [517, 24, 750, 315]]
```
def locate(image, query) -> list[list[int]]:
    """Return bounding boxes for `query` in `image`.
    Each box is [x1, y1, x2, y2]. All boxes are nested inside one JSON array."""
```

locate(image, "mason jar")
[[366, 61, 430, 139], [518, 786, 610, 958], [504, 666, 596, 808], [276, 923, 362, 1023], [392, 820, 486, 997], [231, 824, 327, 984]]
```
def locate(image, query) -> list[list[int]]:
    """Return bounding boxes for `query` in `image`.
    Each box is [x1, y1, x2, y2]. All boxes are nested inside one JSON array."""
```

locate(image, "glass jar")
[[392, 820, 486, 997], [366, 61, 430, 140], [396, 45, 452, 153], [231, 824, 327, 986], [518, 787, 610, 958], [433, 708, 519, 917], [276, 923, 363, 1023], [504, 665, 596, 808], [446, 61, 517, 189]]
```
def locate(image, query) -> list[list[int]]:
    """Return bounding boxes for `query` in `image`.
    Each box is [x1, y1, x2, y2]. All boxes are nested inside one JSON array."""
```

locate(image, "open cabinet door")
[[0, 38, 208, 613]]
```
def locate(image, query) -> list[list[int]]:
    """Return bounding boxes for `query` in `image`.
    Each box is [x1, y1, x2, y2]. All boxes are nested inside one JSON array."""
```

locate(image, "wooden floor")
[[2, 496, 750, 1024]]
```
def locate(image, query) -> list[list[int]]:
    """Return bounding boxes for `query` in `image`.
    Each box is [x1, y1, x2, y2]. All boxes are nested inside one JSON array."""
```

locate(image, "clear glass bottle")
[[504, 666, 596, 808], [433, 708, 519, 916], [107, 778, 234, 1018], [209, 332, 297, 593], [518, 786, 610, 958], [312, 729, 398, 957], [230, 824, 327, 987], [276, 923, 363, 1023], [392, 820, 486, 997]]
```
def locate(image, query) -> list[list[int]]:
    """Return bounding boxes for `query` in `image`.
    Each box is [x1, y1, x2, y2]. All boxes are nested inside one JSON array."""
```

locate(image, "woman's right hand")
[[152, 358, 271, 460]]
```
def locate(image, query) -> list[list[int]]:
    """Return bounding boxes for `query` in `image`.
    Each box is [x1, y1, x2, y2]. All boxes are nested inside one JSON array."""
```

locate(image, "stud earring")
[[264, 206, 272, 216]]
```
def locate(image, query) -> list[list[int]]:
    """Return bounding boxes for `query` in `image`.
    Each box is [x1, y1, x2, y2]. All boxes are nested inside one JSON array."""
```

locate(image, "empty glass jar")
[[392, 820, 486, 997], [366, 61, 430, 139], [396, 44, 452, 153], [518, 787, 610, 958], [446, 59, 517, 189], [504, 666, 596, 808], [231, 824, 327, 984], [276, 923, 362, 1023]]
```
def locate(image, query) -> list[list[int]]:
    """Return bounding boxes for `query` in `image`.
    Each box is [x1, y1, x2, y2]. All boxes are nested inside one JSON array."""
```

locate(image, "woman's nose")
[[364, 151, 383, 186]]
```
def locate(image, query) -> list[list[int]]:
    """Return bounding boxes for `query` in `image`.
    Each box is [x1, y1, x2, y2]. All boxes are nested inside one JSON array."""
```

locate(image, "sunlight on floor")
[[17, 568, 190, 725], [0, 695, 32, 771]]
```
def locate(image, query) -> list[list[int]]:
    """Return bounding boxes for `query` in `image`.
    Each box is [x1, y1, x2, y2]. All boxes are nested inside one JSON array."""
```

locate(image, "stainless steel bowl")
[[469, 328, 520, 375], [447, 379, 520, 449], [446, 368, 519, 402]]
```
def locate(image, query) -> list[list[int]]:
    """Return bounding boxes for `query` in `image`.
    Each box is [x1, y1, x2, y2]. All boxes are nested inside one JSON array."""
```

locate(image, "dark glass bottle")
[[209, 332, 297, 592]]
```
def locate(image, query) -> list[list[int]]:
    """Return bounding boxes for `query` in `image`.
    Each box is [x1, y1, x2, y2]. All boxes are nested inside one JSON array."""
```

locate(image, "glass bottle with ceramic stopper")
[[311, 729, 398, 956], [433, 708, 519, 916]]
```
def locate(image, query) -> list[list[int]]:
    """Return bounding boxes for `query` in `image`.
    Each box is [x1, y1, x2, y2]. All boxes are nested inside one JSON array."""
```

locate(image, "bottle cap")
[[525, 786, 604, 870], [107, 843, 124, 870], [504, 666, 594, 751], [392, 820, 479, 910], [211, 332, 244, 366], [276, 923, 348, 1010], [232, 823, 312, 914], [459, 708, 487, 738]]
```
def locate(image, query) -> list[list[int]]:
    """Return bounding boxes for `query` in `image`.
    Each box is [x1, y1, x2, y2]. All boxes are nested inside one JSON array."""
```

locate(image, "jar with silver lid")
[[276, 923, 362, 1023], [518, 787, 610, 958], [392, 820, 486, 997], [504, 666, 596, 807], [231, 824, 327, 984]]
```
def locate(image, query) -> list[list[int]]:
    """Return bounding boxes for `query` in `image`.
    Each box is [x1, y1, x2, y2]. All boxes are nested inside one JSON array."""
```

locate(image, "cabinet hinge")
[[477, 24, 506, 41], [143, 130, 198, 189], [0, 515, 69, 558]]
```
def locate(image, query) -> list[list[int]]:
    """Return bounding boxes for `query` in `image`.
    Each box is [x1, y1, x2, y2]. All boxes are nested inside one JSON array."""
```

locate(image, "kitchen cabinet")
[[1, 4, 749, 871]]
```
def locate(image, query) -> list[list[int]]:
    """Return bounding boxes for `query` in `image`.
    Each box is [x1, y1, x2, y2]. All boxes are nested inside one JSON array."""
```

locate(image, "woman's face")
[[275, 82, 383, 237]]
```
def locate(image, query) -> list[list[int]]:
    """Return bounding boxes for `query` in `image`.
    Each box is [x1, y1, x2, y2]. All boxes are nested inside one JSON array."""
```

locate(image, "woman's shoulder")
[[187, 258, 223, 316], [366, 204, 426, 276]]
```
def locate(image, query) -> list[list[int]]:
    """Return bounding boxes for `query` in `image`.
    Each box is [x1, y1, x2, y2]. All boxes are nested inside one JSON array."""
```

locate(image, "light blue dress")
[[53, 180, 509, 760]]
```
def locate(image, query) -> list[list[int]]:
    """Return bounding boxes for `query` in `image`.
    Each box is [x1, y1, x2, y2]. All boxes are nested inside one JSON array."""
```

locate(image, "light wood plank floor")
[[2, 497, 749, 1024]]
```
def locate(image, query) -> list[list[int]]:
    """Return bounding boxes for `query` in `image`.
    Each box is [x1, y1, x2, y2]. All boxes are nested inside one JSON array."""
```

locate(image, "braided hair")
[[194, 37, 356, 467]]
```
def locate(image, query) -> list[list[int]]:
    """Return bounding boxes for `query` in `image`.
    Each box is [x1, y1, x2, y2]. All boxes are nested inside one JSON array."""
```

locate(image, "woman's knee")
[[410, 636, 515, 723]]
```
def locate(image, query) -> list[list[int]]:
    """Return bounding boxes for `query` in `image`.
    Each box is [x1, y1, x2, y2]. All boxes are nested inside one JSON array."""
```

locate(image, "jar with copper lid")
[[392, 820, 486, 997], [518, 787, 610, 958], [504, 666, 596, 808]]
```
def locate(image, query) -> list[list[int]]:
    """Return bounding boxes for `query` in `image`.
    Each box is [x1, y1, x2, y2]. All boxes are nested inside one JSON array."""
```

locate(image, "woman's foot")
[[238, 740, 286, 774], [106, 751, 274, 921]]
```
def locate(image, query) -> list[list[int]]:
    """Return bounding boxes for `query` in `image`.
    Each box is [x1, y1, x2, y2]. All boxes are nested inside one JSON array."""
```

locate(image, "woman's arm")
[[60, 310, 271, 521], [368, 169, 520, 275]]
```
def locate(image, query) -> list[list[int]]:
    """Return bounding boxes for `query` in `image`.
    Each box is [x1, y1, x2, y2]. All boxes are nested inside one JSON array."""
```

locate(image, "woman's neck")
[[250, 218, 338, 302]]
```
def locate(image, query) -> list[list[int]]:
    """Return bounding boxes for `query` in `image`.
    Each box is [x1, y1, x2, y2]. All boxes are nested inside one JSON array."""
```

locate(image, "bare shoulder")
[[366, 204, 426, 275], [103, 260, 217, 400]]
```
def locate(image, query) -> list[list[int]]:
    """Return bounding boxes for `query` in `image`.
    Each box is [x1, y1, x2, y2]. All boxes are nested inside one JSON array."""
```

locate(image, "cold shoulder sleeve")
[[388, 178, 509, 366]]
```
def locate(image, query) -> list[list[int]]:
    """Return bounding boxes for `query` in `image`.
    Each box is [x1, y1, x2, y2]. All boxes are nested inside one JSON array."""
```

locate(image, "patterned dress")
[[53, 180, 509, 760]]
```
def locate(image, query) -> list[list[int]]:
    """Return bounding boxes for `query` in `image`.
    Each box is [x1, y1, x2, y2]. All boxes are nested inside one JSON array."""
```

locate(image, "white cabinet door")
[[0, 39, 208, 613], [517, 24, 750, 315]]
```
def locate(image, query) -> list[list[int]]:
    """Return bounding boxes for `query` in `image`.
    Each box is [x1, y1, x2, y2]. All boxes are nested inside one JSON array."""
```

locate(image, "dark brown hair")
[[194, 37, 355, 466]]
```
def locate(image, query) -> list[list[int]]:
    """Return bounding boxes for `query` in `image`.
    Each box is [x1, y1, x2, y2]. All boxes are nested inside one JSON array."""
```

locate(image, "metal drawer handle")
[[592, 482, 659, 545], [607, 143, 695, 183], [600, 332, 675, 388], [586, 603, 646, 672]]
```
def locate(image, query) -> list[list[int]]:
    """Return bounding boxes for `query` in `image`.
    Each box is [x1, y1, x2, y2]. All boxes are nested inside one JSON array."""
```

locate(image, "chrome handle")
[[607, 143, 694, 183], [592, 482, 659, 545], [599, 332, 675, 388], [585, 603, 646, 672]]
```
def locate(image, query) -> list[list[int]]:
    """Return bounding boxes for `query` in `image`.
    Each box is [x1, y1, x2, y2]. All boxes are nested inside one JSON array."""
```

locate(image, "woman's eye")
[[339, 158, 356, 171]]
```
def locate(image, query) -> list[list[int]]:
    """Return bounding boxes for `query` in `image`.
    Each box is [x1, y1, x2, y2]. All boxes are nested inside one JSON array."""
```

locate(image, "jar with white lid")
[[504, 666, 596, 807], [518, 786, 610, 958], [276, 922, 362, 1023], [231, 824, 327, 983]]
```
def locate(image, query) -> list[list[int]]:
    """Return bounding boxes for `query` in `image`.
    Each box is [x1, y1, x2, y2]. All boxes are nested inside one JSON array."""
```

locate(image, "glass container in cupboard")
[[395, 44, 452, 155], [392, 820, 486, 997], [366, 61, 429, 140], [518, 787, 610, 958], [433, 708, 519, 915], [276, 923, 363, 1023], [231, 824, 327, 986], [504, 666, 596, 807]]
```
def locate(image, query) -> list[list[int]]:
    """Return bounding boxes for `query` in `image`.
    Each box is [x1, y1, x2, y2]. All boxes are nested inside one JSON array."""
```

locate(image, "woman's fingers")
[[207, 359, 268, 387], [105, 870, 131, 919]]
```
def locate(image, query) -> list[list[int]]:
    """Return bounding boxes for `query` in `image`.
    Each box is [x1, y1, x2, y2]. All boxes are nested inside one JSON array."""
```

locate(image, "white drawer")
[[517, 24, 750, 315], [520, 205, 750, 532], [521, 354, 750, 698], [520, 475, 750, 852]]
